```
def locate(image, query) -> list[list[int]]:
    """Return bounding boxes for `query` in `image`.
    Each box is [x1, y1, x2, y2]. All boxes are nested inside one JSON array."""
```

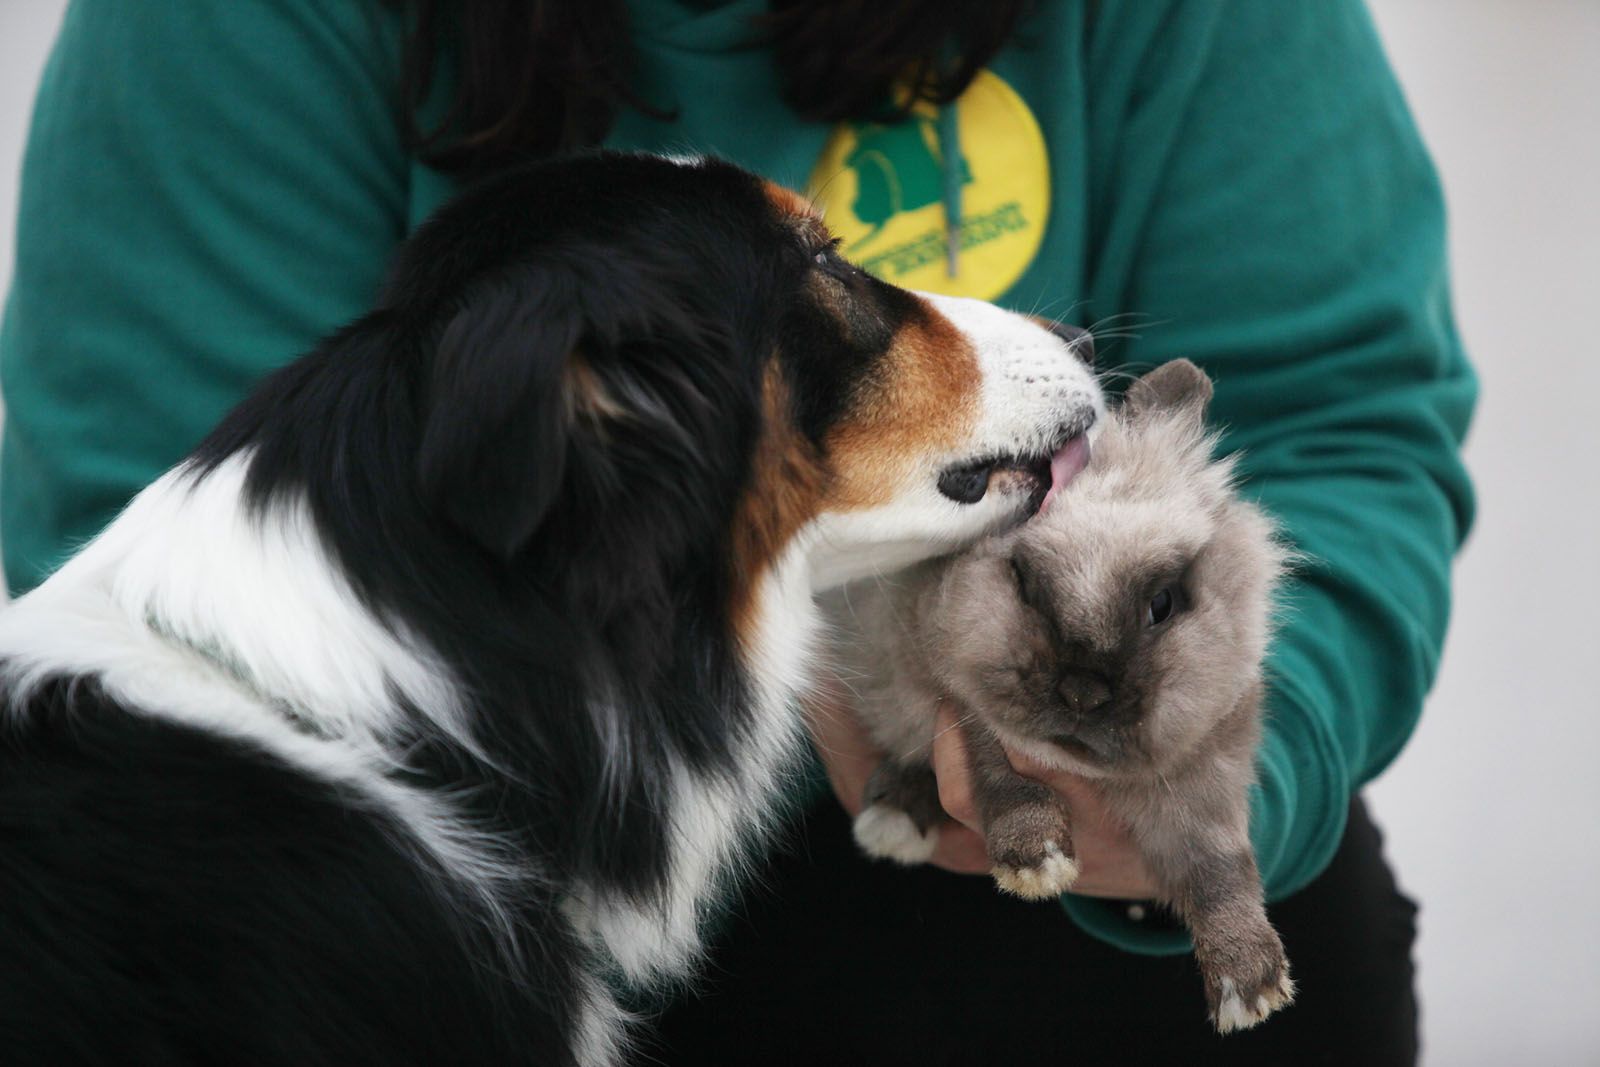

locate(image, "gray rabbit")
[[822, 360, 1295, 1032]]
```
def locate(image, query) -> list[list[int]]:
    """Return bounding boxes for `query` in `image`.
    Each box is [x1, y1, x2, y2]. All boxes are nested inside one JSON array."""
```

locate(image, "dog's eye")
[[1146, 587, 1178, 626], [812, 237, 845, 269]]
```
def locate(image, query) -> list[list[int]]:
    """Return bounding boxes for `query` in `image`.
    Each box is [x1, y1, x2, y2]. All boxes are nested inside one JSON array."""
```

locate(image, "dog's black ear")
[[1122, 359, 1213, 424], [415, 268, 586, 559]]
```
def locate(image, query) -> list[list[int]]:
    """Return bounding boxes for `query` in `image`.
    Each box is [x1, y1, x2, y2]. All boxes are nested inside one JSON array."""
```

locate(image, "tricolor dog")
[[0, 153, 1101, 1065]]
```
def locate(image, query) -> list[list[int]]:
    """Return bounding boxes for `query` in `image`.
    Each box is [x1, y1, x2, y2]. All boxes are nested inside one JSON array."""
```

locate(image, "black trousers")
[[647, 796, 1418, 1066]]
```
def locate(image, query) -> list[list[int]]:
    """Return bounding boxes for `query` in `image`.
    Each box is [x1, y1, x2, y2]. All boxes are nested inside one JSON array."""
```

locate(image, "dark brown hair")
[[399, 0, 1036, 180]]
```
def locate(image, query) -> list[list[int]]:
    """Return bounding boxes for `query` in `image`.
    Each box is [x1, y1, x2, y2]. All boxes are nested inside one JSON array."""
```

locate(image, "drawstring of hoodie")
[[938, 99, 964, 278], [935, 34, 967, 280]]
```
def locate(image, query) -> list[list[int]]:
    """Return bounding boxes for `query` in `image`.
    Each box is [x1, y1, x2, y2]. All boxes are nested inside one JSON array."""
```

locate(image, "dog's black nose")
[[1046, 322, 1095, 366], [937, 461, 992, 504]]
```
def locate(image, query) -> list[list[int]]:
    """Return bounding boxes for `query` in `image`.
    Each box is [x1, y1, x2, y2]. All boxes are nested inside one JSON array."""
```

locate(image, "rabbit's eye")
[[1010, 558, 1035, 603], [1146, 587, 1177, 626]]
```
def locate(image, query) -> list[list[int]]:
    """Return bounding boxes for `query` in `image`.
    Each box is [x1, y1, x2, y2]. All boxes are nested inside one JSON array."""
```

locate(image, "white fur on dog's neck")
[[94, 454, 475, 755], [573, 540, 818, 982], [0, 455, 531, 941]]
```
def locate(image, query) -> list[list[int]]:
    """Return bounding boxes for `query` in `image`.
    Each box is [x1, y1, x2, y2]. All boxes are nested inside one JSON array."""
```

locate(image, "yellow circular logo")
[[808, 70, 1050, 301]]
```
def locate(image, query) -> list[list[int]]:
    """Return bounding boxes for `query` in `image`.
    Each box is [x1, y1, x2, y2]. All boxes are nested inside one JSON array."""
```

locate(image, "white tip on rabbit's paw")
[[853, 804, 938, 864], [1211, 972, 1296, 1034], [991, 842, 1080, 899]]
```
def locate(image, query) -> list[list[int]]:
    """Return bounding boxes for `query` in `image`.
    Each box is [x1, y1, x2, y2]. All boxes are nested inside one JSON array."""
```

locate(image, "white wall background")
[[1362, 3, 1600, 1064], [1, 2, 1596, 1064], [0, 2, 63, 305]]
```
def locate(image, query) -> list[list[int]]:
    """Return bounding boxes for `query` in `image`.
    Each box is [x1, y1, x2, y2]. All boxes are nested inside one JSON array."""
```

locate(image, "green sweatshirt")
[[0, 0, 1475, 955]]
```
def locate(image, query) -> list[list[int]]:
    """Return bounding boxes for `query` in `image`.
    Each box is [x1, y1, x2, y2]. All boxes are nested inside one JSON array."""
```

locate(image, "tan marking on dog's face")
[[822, 299, 983, 510], [762, 181, 826, 234], [763, 182, 833, 266], [728, 361, 828, 637], [755, 183, 985, 517]]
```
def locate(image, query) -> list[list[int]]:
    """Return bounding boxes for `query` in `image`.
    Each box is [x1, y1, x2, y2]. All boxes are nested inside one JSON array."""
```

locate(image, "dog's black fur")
[[0, 676, 564, 1064]]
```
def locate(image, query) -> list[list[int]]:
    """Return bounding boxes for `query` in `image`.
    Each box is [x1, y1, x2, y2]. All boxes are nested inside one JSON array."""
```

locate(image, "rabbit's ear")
[[1122, 359, 1213, 425]]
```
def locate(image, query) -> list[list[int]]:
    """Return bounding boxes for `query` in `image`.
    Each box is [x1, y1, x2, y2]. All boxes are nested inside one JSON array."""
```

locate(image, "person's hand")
[[930, 702, 1158, 899], [806, 687, 1159, 897], [805, 682, 990, 874]]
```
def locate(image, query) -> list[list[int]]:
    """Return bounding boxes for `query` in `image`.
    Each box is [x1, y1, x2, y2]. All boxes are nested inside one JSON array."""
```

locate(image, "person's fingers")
[[929, 821, 991, 874], [1004, 745, 1106, 816], [929, 700, 981, 832], [806, 690, 996, 879], [802, 682, 883, 818], [1001, 745, 1161, 898]]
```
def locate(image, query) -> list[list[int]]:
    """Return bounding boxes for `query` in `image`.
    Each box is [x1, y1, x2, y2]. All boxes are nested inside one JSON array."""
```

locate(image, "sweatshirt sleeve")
[[0, 0, 411, 592], [1060, 0, 1476, 952]]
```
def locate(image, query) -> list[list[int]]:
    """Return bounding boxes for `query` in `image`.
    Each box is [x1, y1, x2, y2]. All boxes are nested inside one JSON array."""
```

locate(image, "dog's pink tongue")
[[1040, 435, 1092, 513]]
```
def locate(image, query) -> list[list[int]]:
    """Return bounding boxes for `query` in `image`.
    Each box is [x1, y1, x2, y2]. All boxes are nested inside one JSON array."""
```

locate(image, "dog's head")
[[370, 153, 1102, 624], [397, 154, 1102, 591]]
